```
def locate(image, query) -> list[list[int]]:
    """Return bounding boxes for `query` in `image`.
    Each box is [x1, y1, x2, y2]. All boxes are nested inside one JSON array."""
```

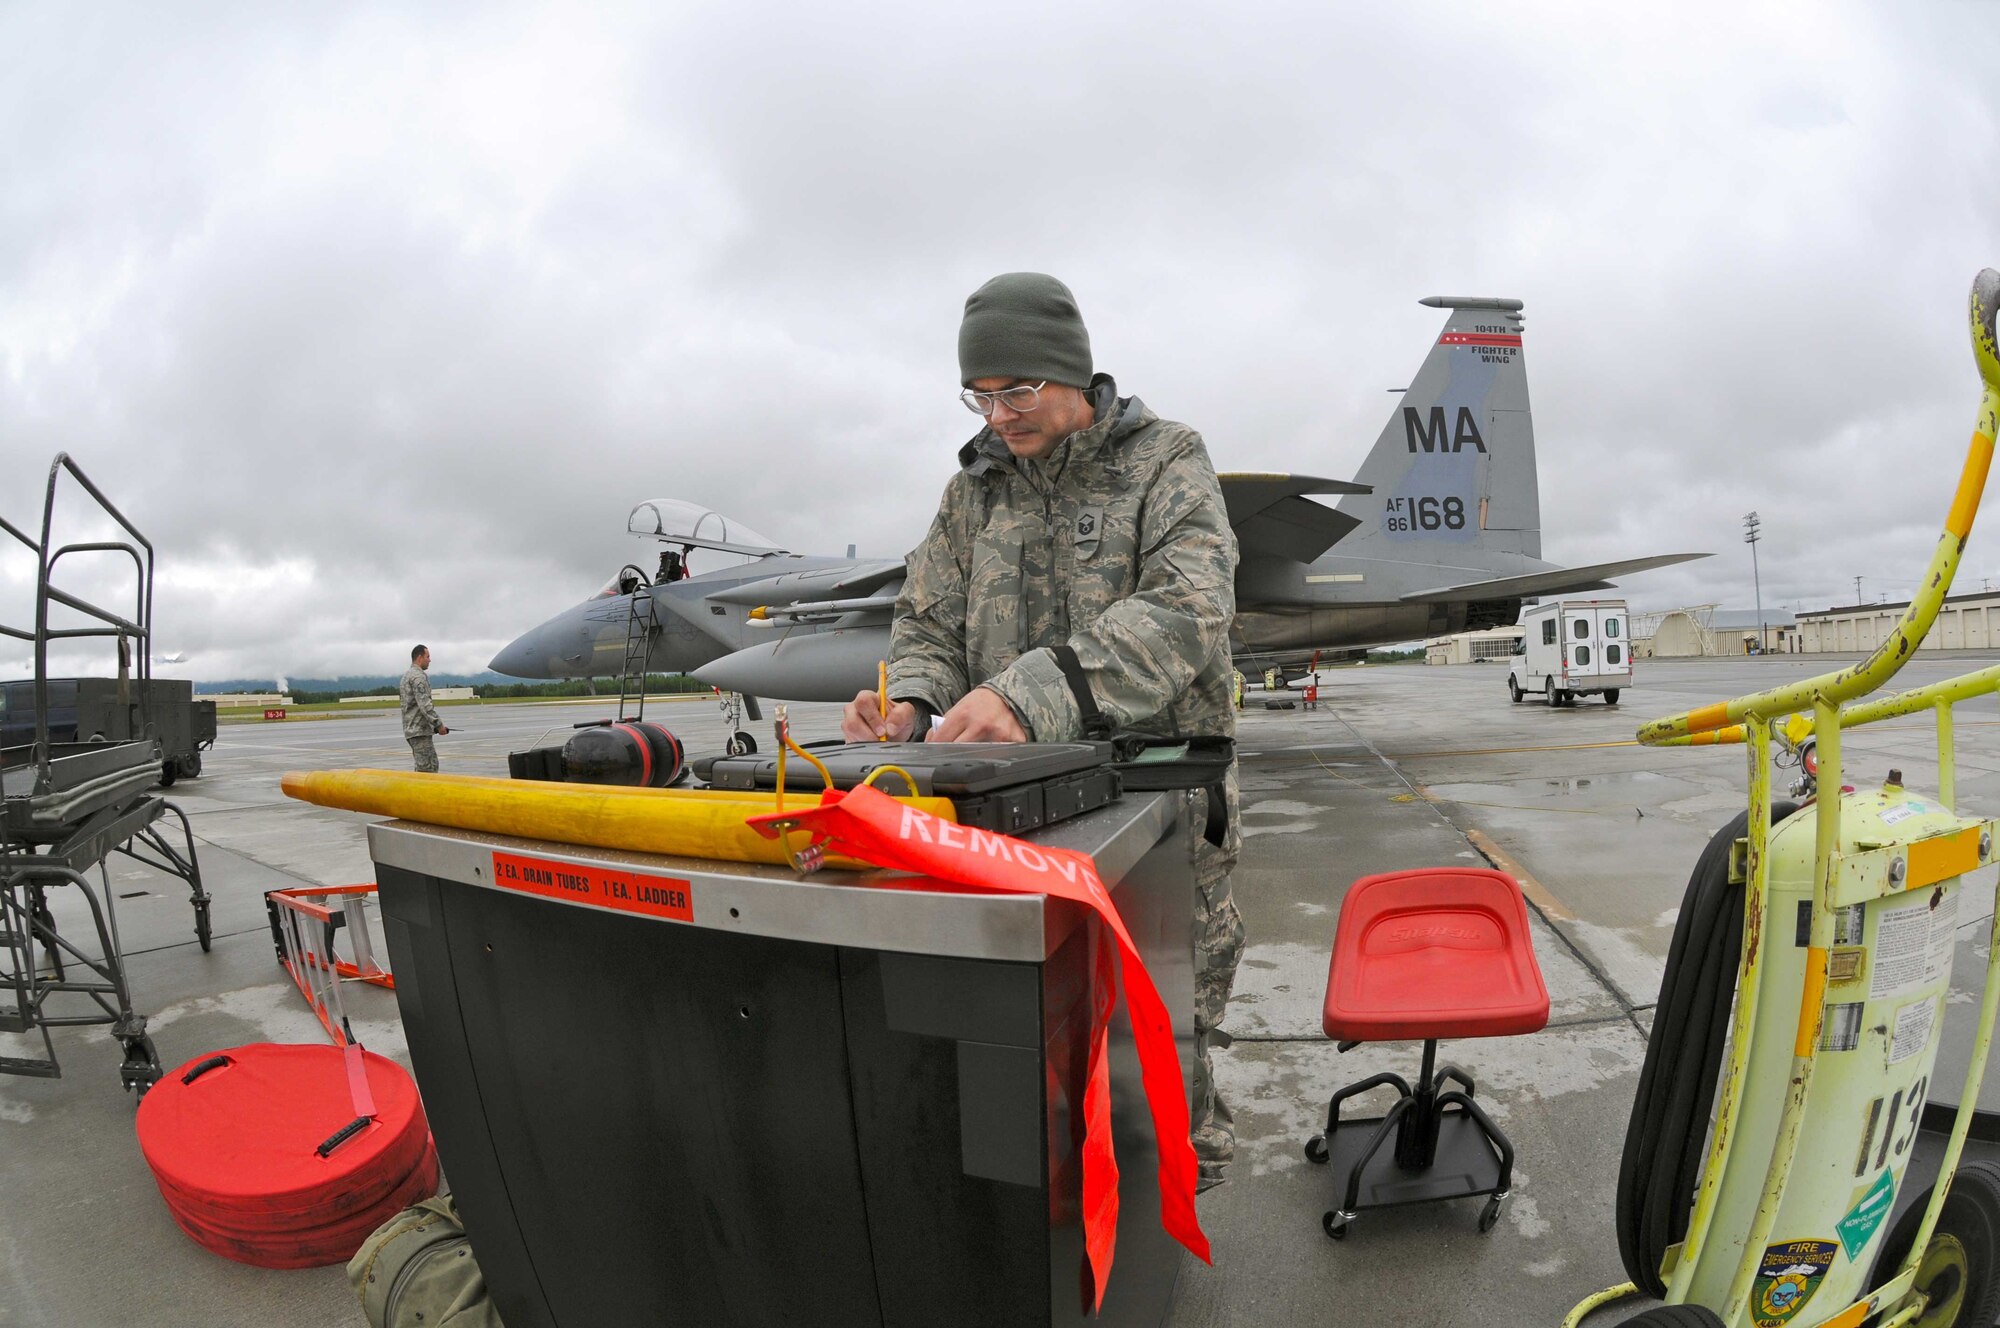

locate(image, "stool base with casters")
[[1304, 1036, 1516, 1239], [1306, 867, 1549, 1241]]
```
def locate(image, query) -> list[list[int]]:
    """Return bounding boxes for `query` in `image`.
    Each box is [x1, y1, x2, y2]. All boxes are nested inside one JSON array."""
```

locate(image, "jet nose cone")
[[489, 636, 543, 678]]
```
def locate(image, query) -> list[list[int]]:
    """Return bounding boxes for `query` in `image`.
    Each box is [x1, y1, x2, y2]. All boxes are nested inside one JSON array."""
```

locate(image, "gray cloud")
[[5, 2, 2000, 681]]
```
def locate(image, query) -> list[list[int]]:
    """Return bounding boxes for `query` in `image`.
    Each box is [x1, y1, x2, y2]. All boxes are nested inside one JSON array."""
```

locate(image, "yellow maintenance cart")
[[1570, 271, 2000, 1328]]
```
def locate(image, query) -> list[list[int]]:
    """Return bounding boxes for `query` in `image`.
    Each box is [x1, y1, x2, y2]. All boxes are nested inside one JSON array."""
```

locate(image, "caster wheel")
[[1478, 1196, 1504, 1233], [726, 731, 758, 757], [1322, 1212, 1349, 1241], [1304, 1135, 1330, 1165], [120, 1034, 163, 1096], [194, 898, 212, 952]]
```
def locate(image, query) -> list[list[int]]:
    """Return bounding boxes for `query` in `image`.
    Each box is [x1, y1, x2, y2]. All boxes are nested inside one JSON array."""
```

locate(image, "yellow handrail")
[[1638, 269, 2000, 746], [1573, 270, 2000, 1326], [1652, 664, 2000, 750]]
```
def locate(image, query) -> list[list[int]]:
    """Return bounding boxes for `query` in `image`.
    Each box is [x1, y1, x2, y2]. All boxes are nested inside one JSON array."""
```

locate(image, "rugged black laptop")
[[695, 740, 1120, 835]]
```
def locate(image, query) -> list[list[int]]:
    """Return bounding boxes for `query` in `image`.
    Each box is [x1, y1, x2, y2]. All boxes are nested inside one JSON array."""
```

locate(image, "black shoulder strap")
[[1049, 645, 1114, 740]]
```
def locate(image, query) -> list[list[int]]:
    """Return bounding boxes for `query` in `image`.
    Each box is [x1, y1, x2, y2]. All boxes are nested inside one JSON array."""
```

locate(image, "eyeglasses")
[[960, 381, 1047, 417]]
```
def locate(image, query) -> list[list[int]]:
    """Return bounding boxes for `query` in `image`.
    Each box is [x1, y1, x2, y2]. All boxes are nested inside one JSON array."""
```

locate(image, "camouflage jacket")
[[889, 378, 1239, 742], [398, 666, 440, 739]]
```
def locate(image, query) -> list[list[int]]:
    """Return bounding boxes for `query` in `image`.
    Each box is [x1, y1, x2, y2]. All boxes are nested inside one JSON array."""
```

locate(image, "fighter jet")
[[490, 296, 1706, 701]]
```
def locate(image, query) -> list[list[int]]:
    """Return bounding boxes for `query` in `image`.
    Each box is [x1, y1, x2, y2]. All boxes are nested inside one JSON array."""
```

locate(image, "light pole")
[[1744, 512, 1764, 655]]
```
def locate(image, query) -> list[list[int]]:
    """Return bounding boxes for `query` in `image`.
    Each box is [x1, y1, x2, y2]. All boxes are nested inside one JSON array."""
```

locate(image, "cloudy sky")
[[5, 3, 2000, 682]]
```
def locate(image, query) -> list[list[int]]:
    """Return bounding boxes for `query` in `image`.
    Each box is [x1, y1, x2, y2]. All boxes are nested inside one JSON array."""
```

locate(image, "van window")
[[1607, 644, 1623, 665], [1575, 645, 1591, 666], [1542, 620, 1557, 645], [1572, 619, 1589, 640], [1605, 617, 1621, 638]]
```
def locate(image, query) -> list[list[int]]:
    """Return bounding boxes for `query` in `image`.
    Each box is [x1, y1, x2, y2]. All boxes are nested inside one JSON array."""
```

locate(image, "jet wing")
[[1219, 473, 1371, 564], [1399, 553, 1710, 603], [705, 559, 906, 607]]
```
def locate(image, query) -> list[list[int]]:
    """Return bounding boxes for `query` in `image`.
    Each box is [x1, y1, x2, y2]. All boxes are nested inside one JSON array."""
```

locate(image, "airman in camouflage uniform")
[[399, 645, 447, 772], [842, 273, 1245, 1186]]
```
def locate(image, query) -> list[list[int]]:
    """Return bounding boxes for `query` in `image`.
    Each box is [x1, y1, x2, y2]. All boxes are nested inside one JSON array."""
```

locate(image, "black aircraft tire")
[[1605, 689, 1621, 705], [1870, 1160, 2000, 1327], [1618, 1308, 1725, 1327], [726, 731, 758, 757]]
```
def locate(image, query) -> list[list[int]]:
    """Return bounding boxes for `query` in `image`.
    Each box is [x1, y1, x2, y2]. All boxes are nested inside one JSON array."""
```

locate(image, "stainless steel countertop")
[[367, 790, 1177, 963]]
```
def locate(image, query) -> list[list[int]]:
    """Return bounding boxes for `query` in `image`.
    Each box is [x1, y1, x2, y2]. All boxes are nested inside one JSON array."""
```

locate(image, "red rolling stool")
[[1304, 867, 1549, 1240]]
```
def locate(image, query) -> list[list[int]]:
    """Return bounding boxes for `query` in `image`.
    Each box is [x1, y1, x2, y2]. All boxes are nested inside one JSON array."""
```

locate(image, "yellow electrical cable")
[[784, 729, 834, 792], [860, 764, 919, 797]]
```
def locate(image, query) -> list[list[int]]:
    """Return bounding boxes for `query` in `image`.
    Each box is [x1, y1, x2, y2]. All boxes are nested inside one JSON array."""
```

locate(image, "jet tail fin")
[[1333, 297, 1539, 561]]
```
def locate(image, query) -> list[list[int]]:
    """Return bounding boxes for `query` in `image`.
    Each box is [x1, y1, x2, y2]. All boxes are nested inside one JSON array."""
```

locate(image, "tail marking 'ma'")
[[1335, 296, 1539, 562]]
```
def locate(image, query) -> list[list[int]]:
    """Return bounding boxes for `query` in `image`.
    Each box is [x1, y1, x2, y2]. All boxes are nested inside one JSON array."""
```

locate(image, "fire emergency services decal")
[[489, 850, 692, 922], [1752, 1239, 1838, 1326]]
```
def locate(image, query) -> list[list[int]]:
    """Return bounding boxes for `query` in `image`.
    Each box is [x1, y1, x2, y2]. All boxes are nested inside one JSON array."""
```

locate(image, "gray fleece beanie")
[[958, 272, 1093, 388]]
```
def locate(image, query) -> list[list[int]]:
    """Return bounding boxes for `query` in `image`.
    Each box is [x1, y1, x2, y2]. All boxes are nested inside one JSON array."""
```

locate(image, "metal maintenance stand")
[[0, 454, 210, 1094]]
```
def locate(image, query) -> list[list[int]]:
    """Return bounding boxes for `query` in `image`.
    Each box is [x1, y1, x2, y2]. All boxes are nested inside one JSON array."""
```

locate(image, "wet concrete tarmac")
[[5, 659, 1999, 1326]]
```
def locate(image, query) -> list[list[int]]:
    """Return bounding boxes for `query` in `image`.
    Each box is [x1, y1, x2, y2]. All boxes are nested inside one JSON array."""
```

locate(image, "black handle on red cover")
[[181, 1055, 231, 1084], [316, 1115, 373, 1157]]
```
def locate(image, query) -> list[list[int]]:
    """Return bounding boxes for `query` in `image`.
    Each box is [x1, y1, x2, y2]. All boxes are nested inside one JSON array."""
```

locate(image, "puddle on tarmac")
[[1543, 771, 1670, 793]]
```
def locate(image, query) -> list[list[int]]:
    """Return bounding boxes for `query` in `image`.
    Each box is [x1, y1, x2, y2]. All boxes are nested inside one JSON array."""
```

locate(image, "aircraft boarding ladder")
[[614, 565, 659, 723]]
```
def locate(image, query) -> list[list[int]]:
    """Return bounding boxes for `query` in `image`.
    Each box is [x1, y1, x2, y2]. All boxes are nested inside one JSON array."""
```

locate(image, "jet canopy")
[[627, 500, 784, 557]]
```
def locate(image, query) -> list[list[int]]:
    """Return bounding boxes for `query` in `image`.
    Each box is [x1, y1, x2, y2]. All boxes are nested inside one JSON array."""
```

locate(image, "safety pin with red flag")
[[747, 784, 1211, 1310]]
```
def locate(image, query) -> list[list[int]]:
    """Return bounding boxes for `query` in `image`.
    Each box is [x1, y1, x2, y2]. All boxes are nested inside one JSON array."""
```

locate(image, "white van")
[[1509, 599, 1632, 706]]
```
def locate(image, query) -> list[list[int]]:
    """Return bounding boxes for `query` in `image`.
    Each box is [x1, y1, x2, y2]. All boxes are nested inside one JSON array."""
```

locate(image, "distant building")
[[1796, 590, 2000, 652], [1631, 607, 1795, 658], [340, 687, 475, 703], [1424, 625, 1525, 665]]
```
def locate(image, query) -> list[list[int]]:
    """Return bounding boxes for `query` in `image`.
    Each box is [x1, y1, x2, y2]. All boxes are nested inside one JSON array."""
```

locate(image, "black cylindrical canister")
[[561, 721, 685, 788]]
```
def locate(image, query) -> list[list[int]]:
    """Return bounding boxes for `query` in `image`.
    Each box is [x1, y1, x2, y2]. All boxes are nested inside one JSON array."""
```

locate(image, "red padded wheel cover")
[[137, 1043, 431, 1219], [163, 1146, 440, 1269]]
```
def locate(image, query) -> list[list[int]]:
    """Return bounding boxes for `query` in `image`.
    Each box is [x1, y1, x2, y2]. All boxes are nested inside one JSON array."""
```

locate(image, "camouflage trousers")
[[408, 736, 438, 773], [1185, 769, 1244, 1183]]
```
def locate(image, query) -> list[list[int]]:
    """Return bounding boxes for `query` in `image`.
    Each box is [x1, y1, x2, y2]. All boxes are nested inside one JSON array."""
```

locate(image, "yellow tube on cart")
[[281, 768, 957, 870]]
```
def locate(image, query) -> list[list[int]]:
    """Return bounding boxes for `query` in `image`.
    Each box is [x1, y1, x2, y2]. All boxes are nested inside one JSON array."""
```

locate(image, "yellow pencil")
[[877, 659, 889, 741]]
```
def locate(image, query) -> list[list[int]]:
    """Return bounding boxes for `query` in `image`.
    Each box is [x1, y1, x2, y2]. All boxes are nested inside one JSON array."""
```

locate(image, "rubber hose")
[[1616, 802, 1799, 1297]]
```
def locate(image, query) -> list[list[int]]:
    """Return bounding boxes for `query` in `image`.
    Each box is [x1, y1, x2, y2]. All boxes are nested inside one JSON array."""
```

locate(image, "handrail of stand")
[[1638, 269, 2000, 748]]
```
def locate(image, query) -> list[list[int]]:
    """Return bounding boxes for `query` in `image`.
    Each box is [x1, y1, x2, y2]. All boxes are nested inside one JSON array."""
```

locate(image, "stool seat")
[[1322, 867, 1549, 1043]]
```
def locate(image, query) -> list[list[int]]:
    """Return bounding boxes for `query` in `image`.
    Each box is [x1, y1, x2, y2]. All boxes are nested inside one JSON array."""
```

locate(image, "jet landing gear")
[[714, 689, 759, 756]]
